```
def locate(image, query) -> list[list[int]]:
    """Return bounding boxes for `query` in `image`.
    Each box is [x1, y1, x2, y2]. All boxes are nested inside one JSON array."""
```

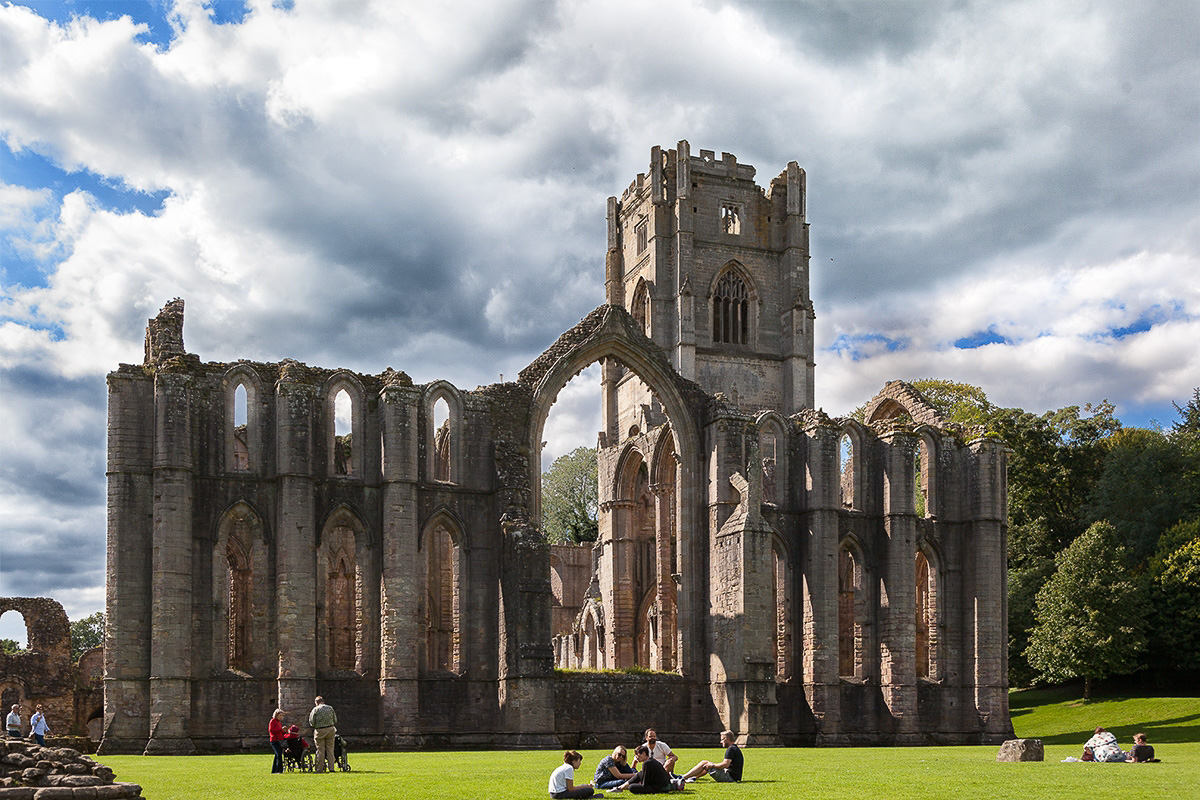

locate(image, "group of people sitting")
[[549, 728, 743, 798], [1079, 727, 1159, 763]]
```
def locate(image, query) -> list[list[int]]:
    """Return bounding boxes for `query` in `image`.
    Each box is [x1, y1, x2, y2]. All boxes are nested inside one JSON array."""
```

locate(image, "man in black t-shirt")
[[680, 730, 744, 783], [620, 744, 675, 793]]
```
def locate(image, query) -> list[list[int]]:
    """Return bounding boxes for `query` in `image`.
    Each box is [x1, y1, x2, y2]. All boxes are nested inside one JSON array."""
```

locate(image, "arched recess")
[[419, 508, 468, 674], [915, 540, 943, 681], [708, 261, 758, 347], [580, 601, 605, 670], [770, 530, 794, 682], [317, 504, 375, 675], [648, 429, 679, 671], [223, 365, 265, 473], [425, 381, 462, 484], [631, 278, 651, 337], [914, 427, 939, 519], [324, 373, 367, 479], [213, 501, 269, 675], [756, 411, 787, 506], [838, 421, 867, 512], [524, 305, 703, 675], [837, 535, 871, 680]]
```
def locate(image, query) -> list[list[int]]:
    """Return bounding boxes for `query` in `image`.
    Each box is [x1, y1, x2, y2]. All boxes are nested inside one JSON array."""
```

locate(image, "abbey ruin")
[[103, 142, 1012, 753]]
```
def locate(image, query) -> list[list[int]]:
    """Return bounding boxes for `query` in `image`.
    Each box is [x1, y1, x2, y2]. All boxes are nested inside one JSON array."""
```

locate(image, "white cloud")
[[0, 0, 1197, 616]]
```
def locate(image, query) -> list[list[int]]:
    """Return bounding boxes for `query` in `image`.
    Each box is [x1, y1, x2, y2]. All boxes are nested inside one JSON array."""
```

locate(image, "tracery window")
[[712, 271, 749, 345]]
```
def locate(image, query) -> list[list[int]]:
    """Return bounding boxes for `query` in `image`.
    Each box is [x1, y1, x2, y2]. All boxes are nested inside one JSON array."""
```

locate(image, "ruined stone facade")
[[0, 598, 104, 747], [103, 142, 1011, 753]]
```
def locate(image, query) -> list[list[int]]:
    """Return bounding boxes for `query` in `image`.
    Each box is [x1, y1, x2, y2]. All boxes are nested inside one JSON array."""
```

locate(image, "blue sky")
[[1, 0, 1198, 640]]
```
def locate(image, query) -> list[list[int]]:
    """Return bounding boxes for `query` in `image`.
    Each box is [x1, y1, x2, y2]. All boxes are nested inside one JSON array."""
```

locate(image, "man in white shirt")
[[6, 705, 22, 739], [642, 728, 677, 775]]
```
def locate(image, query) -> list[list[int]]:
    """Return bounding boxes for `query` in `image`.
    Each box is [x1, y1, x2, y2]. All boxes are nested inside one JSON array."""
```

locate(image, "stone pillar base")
[[143, 736, 196, 755]]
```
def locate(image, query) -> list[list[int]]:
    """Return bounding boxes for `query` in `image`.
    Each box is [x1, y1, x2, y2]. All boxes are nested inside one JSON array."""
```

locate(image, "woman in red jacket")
[[269, 709, 285, 774]]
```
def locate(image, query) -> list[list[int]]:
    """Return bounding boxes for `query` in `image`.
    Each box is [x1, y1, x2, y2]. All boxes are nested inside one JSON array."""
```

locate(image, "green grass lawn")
[[96, 690, 1200, 800]]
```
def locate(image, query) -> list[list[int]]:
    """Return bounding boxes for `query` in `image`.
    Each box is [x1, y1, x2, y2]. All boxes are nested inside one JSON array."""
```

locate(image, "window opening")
[[712, 271, 749, 345], [916, 551, 937, 679], [433, 397, 452, 482], [762, 431, 777, 504], [232, 384, 249, 471], [424, 524, 461, 672], [334, 389, 353, 476], [839, 434, 856, 510], [631, 281, 650, 336], [0, 610, 28, 652], [720, 202, 741, 235], [635, 218, 648, 254], [226, 540, 251, 671], [838, 548, 864, 678]]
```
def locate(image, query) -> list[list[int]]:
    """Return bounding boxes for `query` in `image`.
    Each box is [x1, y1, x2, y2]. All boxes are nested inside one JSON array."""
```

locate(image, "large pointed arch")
[[520, 304, 705, 674], [212, 500, 269, 675], [316, 503, 375, 675], [419, 508, 469, 674]]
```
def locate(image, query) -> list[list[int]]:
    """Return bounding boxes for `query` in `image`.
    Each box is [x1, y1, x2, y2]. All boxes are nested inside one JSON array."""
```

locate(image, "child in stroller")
[[333, 734, 351, 772], [283, 725, 313, 772]]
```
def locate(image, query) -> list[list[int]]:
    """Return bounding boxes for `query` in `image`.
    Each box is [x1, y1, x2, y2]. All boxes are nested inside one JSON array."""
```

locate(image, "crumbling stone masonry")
[[0, 739, 141, 797], [0, 598, 102, 749], [103, 142, 1012, 753]]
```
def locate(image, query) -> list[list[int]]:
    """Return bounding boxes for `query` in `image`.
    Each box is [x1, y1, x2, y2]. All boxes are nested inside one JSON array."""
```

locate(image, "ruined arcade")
[[103, 142, 1012, 753]]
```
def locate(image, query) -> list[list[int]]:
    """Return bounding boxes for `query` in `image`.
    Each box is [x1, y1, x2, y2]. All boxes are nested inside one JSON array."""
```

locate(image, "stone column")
[[651, 480, 677, 671], [879, 431, 918, 735], [275, 369, 317, 714], [100, 370, 154, 754], [707, 420, 779, 744], [494, 441, 557, 747], [673, 140, 696, 380], [379, 382, 420, 745], [799, 421, 841, 741], [599, 499, 638, 668], [782, 162, 814, 413], [144, 371, 196, 754], [969, 437, 1012, 739]]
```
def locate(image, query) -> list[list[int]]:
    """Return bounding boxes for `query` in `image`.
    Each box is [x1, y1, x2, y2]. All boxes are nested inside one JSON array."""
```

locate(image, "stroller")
[[333, 734, 351, 772], [282, 726, 313, 772]]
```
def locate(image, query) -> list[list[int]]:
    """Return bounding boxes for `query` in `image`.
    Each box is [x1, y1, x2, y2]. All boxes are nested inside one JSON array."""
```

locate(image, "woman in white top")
[[548, 750, 596, 799]]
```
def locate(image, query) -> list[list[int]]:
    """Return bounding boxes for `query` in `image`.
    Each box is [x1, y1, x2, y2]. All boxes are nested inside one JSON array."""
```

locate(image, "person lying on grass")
[[548, 750, 597, 799], [680, 730, 743, 783], [617, 744, 675, 794]]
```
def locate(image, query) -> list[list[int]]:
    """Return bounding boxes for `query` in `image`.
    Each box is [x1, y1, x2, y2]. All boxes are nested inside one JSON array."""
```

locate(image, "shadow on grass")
[[1036, 713, 1200, 745]]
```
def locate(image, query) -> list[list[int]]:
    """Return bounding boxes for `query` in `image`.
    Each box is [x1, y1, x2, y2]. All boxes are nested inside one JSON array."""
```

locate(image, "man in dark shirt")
[[1127, 732, 1157, 762], [619, 744, 674, 793], [680, 730, 743, 783]]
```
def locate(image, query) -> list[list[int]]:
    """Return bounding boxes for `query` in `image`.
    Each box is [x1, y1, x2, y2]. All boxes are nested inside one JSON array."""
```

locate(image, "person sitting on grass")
[[548, 750, 596, 799], [1082, 727, 1124, 762], [594, 745, 637, 790], [642, 728, 678, 776], [680, 730, 743, 783], [1126, 732, 1158, 762], [617, 744, 674, 794]]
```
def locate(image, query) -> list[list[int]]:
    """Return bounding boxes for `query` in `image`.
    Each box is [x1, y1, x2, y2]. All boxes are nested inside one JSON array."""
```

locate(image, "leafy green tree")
[[1084, 426, 1200, 565], [1146, 518, 1200, 672], [1026, 521, 1148, 698], [1, 639, 24, 655], [542, 446, 599, 544], [70, 612, 106, 663], [911, 379, 997, 427]]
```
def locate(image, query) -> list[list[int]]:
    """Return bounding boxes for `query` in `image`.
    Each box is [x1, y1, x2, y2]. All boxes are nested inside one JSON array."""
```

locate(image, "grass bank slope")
[[1010, 685, 1200, 744]]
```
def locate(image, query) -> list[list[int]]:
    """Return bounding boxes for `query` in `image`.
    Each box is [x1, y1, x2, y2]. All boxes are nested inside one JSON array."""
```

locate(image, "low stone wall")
[[0, 739, 141, 798], [553, 672, 721, 749]]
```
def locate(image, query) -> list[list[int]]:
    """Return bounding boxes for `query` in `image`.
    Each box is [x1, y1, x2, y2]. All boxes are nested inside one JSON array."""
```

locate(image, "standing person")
[[618, 745, 674, 794], [308, 696, 338, 773], [547, 750, 596, 799], [642, 728, 678, 775], [29, 705, 50, 746], [6, 705, 21, 739], [681, 730, 743, 782], [594, 745, 637, 789], [268, 708, 285, 774]]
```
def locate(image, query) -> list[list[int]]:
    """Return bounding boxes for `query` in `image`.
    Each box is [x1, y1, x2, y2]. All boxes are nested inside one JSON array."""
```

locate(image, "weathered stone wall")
[[0, 598, 77, 744], [102, 143, 1011, 751]]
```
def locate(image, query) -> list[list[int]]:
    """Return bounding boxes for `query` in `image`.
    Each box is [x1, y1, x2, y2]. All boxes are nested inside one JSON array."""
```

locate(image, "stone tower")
[[601, 141, 814, 446]]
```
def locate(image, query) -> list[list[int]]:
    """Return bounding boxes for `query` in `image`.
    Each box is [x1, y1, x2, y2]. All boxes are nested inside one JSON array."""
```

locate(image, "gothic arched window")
[[712, 270, 749, 345]]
